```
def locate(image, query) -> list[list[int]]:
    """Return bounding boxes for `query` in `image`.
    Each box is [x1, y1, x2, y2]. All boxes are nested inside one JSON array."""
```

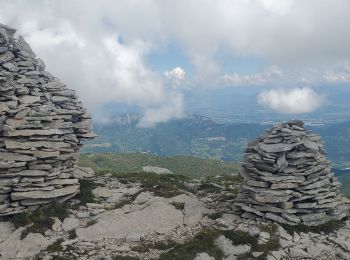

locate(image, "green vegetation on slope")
[[159, 225, 280, 260], [78, 153, 240, 177]]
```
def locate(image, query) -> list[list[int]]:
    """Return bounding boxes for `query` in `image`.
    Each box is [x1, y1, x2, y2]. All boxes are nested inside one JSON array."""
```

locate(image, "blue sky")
[[1, 0, 350, 126]]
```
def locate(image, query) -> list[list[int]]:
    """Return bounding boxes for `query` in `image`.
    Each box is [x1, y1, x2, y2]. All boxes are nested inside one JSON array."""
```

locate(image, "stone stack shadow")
[[235, 120, 349, 226], [0, 23, 95, 216]]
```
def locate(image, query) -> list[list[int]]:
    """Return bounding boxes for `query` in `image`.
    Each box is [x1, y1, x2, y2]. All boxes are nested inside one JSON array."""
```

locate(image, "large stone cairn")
[[235, 120, 349, 226], [0, 23, 95, 216]]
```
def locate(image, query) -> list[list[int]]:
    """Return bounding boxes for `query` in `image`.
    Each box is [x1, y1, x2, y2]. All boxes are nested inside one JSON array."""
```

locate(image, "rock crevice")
[[0, 23, 95, 215], [235, 120, 349, 226]]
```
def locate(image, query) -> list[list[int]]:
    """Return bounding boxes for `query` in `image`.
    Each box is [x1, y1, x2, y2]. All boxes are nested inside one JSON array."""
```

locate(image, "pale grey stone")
[[215, 235, 251, 256], [106, 192, 124, 203], [259, 142, 299, 153], [11, 185, 79, 200], [73, 166, 95, 179], [62, 217, 79, 231], [0, 221, 14, 243], [289, 246, 311, 258], [51, 217, 62, 232], [142, 166, 173, 174], [193, 252, 216, 260], [77, 201, 183, 241], [93, 187, 112, 198]]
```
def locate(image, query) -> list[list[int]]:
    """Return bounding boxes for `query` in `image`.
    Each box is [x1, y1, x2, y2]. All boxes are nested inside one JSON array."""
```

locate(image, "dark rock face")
[[235, 120, 349, 226], [0, 23, 95, 216]]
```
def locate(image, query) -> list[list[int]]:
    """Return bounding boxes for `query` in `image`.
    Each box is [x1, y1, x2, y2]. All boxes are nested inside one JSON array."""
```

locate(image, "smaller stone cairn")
[[235, 120, 350, 226], [0, 23, 95, 216]]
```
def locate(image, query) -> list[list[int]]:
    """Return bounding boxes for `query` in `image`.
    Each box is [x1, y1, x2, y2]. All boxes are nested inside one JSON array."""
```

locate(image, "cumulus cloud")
[[164, 67, 186, 87], [223, 66, 282, 86], [138, 93, 184, 127], [323, 61, 350, 83], [257, 88, 325, 114]]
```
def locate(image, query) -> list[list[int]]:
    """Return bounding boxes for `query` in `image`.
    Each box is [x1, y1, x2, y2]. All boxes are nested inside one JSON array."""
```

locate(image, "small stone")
[[142, 166, 173, 174], [125, 232, 142, 242], [289, 246, 310, 258], [51, 217, 62, 232], [106, 192, 124, 203], [76, 211, 90, 218], [215, 235, 251, 256]]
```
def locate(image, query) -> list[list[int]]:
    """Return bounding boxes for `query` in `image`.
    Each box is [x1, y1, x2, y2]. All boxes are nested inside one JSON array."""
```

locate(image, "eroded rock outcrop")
[[0, 23, 95, 216], [235, 120, 350, 226]]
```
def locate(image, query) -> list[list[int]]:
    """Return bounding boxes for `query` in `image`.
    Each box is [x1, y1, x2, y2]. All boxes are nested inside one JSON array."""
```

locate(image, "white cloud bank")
[[257, 88, 325, 114], [1, 0, 350, 124], [223, 66, 282, 86]]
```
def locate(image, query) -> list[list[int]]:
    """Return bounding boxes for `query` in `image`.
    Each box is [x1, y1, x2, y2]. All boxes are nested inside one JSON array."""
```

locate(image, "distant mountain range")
[[83, 114, 350, 167]]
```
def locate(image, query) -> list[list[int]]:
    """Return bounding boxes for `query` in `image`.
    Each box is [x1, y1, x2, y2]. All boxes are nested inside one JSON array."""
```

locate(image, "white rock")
[[51, 217, 62, 232], [193, 252, 216, 260], [215, 235, 251, 256], [91, 209, 106, 215], [76, 201, 183, 242], [62, 217, 79, 231], [106, 192, 124, 203], [76, 211, 90, 218], [92, 187, 112, 198], [0, 227, 24, 258], [18, 95, 41, 104], [16, 233, 50, 258], [270, 250, 287, 260], [125, 232, 142, 242], [289, 246, 311, 258], [86, 203, 105, 209], [0, 222, 14, 243], [252, 252, 264, 257], [258, 231, 270, 244], [0, 229, 50, 259], [184, 197, 209, 226], [73, 167, 95, 179], [142, 166, 173, 174]]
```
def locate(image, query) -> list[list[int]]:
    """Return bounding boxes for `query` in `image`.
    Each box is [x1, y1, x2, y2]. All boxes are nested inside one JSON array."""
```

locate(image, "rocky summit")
[[0, 23, 95, 216], [235, 120, 350, 226]]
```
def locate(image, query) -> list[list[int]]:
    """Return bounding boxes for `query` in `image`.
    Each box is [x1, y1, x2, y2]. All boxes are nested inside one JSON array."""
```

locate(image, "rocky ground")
[[1, 167, 350, 260]]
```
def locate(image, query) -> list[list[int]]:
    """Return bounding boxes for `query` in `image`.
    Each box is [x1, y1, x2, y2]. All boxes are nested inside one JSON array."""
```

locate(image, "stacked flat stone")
[[235, 120, 349, 226], [0, 23, 95, 216]]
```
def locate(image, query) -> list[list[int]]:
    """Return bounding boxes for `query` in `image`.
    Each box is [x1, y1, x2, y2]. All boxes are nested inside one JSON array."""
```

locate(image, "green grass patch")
[[171, 202, 185, 211], [196, 174, 242, 196], [47, 238, 64, 252], [10, 202, 70, 238], [159, 229, 223, 260], [79, 153, 240, 177], [112, 256, 140, 260], [132, 240, 178, 253], [68, 229, 77, 240], [112, 199, 132, 209], [85, 219, 97, 227], [113, 172, 190, 198], [52, 257, 75, 260], [75, 179, 97, 204], [222, 227, 280, 260], [281, 220, 345, 235], [207, 211, 225, 220]]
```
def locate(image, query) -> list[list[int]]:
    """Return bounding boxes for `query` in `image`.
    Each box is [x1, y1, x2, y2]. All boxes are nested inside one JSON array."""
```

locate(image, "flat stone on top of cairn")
[[235, 120, 350, 226], [0, 23, 95, 216]]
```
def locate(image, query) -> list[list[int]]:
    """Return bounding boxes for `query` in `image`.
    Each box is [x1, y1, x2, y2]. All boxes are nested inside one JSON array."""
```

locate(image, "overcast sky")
[[1, 0, 350, 125]]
